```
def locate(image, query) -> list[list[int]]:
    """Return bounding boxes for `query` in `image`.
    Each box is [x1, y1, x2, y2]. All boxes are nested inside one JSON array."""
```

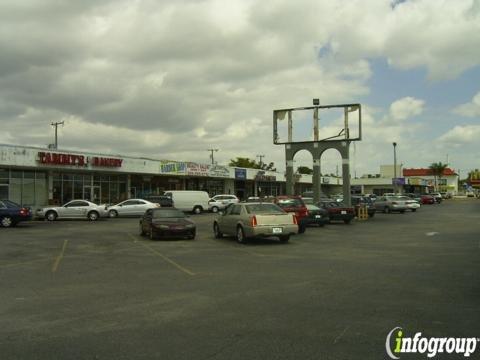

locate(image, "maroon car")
[[273, 196, 309, 233], [421, 195, 435, 205], [317, 201, 355, 224]]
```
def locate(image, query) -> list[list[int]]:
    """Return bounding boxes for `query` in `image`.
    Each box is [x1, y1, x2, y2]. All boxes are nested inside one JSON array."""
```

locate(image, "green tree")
[[429, 162, 448, 191], [297, 166, 313, 175], [228, 157, 276, 171]]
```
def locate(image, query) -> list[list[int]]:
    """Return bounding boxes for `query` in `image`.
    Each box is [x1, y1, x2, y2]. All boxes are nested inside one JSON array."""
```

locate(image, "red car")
[[421, 195, 435, 204], [317, 201, 355, 224], [273, 196, 308, 233]]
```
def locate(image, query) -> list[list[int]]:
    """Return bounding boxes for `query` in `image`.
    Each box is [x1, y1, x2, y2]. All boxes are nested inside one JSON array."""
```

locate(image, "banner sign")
[[392, 177, 405, 186], [160, 162, 187, 174]]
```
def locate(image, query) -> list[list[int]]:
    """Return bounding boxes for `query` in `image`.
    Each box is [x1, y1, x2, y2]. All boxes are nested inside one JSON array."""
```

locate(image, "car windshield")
[[396, 196, 410, 201], [153, 209, 185, 218], [245, 204, 285, 214], [2, 200, 21, 208]]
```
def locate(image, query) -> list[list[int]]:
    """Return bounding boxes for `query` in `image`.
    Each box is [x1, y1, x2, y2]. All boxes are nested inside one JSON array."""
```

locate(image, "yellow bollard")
[[358, 204, 369, 220]]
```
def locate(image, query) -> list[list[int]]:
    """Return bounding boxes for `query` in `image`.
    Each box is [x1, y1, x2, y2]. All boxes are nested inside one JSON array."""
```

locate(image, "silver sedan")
[[213, 202, 298, 244], [37, 200, 108, 221], [107, 199, 159, 217]]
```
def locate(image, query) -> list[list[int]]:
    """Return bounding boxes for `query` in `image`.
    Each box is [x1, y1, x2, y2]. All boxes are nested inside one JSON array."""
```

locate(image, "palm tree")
[[429, 162, 448, 191]]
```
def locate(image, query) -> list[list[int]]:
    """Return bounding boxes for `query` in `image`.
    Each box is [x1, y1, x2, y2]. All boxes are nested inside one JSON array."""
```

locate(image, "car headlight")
[[185, 224, 195, 228], [153, 224, 169, 229]]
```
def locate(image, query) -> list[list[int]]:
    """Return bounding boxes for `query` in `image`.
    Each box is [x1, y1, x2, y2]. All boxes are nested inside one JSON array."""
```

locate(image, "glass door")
[[83, 186, 101, 204]]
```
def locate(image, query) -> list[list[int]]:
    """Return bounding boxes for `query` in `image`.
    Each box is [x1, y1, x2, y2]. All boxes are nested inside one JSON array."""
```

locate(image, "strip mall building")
[[0, 143, 458, 208]]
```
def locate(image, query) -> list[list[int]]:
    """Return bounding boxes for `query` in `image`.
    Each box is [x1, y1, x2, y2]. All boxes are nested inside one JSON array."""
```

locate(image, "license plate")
[[315, 215, 321, 219], [272, 227, 283, 234], [341, 210, 347, 214]]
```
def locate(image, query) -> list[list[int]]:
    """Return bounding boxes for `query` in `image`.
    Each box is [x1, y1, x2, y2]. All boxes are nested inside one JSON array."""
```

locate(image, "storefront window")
[[73, 178, 83, 200], [22, 176, 35, 206], [0, 169, 9, 178], [9, 177, 22, 204]]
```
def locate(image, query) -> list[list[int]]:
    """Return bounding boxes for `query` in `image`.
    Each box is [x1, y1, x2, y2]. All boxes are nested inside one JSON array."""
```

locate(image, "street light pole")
[[393, 142, 397, 194]]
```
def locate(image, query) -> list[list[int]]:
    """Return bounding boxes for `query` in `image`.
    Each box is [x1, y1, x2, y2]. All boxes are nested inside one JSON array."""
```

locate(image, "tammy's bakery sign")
[[37, 152, 123, 168]]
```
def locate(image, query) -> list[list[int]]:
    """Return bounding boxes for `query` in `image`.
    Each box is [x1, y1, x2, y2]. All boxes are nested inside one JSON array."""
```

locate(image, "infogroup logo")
[[385, 327, 479, 359]]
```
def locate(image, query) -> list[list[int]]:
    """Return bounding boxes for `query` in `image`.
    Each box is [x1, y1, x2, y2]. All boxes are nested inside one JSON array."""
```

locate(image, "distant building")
[[403, 168, 458, 194]]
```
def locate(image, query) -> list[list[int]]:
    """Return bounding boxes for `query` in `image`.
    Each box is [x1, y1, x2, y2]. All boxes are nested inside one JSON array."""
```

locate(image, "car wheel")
[[188, 231, 196, 240], [193, 206, 202, 214], [344, 219, 351, 224], [211, 206, 219, 213], [411, 209, 417, 212], [279, 235, 290, 243], [213, 222, 223, 239], [384, 206, 391, 214], [400, 210, 405, 214], [139, 222, 145, 236], [236, 226, 246, 244], [1, 216, 14, 228], [149, 227, 155, 240], [108, 210, 118, 218], [369, 213, 375, 218], [46, 211, 57, 221], [88, 211, 99, 221]]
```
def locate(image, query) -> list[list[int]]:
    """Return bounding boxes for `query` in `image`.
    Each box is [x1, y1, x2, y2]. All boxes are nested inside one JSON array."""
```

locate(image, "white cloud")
[[453, 91, 480, 117], [438, 125, 480, 144], [389, 97, 425, 121], [0, 0, 479, 176]]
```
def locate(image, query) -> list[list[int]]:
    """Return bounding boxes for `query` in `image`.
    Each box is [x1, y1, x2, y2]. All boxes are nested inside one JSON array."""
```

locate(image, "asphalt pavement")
[[0, 199, 479, 359]]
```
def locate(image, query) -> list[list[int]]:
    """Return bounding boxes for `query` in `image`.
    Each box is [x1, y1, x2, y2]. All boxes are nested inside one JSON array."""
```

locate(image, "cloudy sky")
[[1, 0, 479, 177]]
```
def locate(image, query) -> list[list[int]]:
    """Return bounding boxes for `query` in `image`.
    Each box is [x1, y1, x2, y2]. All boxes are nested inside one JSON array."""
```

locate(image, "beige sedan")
[[213, 202, 298, 243]]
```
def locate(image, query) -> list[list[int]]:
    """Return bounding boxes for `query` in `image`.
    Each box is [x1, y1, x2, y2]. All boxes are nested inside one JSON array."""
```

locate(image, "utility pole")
[[51, 121, 64, 149], [256, 154, 265, 168], [207, 148, 218, 165]]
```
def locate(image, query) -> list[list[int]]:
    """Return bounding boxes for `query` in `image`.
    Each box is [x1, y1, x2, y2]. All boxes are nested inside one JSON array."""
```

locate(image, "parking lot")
[[1, 199, 479, 359]]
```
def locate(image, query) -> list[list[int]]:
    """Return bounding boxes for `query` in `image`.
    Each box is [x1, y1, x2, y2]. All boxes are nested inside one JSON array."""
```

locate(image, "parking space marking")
[[51, 239, 68, 273], [127, 233, 195, 276]]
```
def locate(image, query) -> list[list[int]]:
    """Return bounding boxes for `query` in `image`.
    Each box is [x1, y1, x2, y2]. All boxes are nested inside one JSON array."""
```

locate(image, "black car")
[[0, 200, 32, 227], [143, 195, 174, 207], [304, 204, 329, 227], [351, 196, 376, 218], [139, 207, 195, 240]]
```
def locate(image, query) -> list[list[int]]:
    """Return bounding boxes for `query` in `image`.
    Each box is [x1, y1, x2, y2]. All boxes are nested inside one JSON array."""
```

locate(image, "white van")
[[164, 190, 210, 214]]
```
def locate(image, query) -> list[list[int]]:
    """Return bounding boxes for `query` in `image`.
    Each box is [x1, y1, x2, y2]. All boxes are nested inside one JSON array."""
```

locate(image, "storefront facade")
[[0, 144, 289, 206]]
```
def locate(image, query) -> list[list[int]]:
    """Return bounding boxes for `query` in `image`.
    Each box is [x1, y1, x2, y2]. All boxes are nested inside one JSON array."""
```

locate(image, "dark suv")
[[143, 195, 174, 207], [273, 196, 309, 233]]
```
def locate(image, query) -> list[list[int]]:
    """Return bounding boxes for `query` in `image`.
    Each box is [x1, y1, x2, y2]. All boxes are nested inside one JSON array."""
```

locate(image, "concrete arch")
[[285, 140, 351, 205]]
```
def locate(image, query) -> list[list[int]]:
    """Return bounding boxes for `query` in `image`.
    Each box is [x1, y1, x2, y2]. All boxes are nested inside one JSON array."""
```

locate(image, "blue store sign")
[[235, 168, 247, 180]]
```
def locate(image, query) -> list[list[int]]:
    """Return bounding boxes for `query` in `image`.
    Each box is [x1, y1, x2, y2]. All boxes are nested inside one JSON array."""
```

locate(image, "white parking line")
[[52, 239, 68, 273], [127, 233, 195, 276]]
